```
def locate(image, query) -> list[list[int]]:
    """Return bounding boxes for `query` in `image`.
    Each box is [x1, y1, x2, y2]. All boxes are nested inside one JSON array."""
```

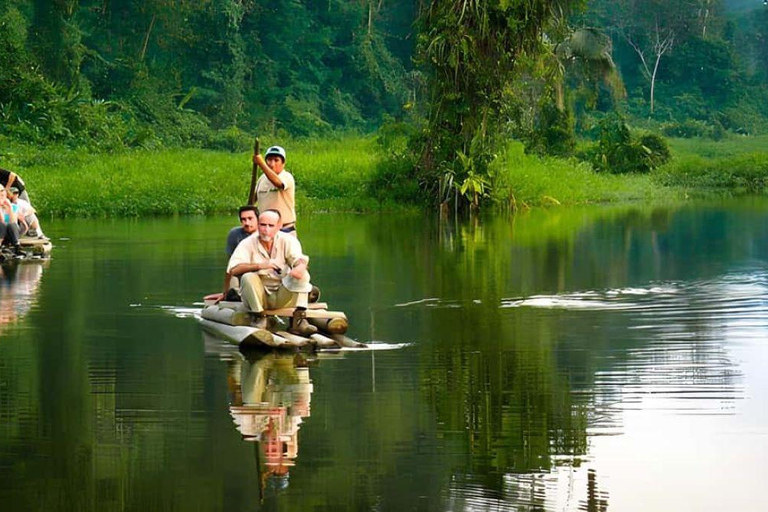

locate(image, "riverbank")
[[3, 133, 768, 217]]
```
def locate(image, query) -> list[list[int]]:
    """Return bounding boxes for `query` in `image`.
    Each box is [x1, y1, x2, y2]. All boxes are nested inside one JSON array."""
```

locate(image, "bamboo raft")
[[199, 298, 366, 350], [0, 235, 52, 262]]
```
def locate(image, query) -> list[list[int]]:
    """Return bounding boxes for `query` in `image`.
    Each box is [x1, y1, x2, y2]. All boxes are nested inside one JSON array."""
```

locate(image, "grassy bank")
[[490, 142, 678, 209], [5, 136, 389, 217], [655, 134, 768, 196], [3, 133, 768, 217]]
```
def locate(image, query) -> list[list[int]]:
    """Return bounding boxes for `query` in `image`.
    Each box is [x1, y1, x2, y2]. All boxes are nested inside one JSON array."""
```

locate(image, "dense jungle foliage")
[[2, 1, 768, 212]]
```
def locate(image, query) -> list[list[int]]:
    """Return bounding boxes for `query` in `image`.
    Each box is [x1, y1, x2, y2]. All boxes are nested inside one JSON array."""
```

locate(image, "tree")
[[416, 0, 582, 210], [594, 0, 709, 114]]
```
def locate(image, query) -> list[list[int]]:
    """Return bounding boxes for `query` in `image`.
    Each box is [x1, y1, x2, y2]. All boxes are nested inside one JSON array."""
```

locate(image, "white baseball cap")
[[265, 145, 286, 162]]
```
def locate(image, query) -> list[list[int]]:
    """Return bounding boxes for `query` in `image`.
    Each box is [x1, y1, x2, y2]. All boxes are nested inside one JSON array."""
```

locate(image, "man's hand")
[[252, 154, 265, 165], [289, 260, 308, 279], [264, 259, 282, 273]]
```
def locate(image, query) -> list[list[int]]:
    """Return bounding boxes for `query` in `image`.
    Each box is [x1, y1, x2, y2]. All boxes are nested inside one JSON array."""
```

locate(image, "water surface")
[[1, 199, 767, 511]]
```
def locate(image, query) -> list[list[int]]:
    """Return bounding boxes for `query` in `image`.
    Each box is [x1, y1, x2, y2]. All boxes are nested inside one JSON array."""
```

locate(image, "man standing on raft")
[[252, 146, 297, 236], [227, 209, 317, 336]]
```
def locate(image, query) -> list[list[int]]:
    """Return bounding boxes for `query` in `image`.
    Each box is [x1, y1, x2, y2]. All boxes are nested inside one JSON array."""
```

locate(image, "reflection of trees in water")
[[414, 204, 760, 509], [226, 350, 313, 497]]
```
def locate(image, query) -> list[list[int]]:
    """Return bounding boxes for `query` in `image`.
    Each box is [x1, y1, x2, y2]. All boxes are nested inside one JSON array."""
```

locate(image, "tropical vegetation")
[[2, 0, 768, 216]]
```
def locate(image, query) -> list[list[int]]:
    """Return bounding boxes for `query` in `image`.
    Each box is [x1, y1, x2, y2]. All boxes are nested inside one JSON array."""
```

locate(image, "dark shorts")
[[280, 225, 296, 234]]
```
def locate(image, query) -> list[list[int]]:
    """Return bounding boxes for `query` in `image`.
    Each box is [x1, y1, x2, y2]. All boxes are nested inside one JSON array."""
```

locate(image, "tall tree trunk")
[[138, 13, 156, 62], [650, 53, 661, 113]]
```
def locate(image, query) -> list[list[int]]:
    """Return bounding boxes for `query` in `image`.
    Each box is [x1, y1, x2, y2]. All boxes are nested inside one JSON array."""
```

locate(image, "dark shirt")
[[226, 227, 252, 256], [0, 168, 25, 193]]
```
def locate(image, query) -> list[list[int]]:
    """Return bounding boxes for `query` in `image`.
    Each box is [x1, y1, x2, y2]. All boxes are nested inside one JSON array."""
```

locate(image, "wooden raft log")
[[262, 307, 347, 320], [309, 333, 337, 348], [201, 305, 252, 326], [199, 318, 275, 347], [331, 334, 367, 348], [307, 316, 348, 335], [275, 331, 312, 347]]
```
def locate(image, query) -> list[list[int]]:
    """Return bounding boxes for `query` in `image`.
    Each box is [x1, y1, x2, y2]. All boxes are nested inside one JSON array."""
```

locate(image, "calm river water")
[[1, 199, 768, 511]]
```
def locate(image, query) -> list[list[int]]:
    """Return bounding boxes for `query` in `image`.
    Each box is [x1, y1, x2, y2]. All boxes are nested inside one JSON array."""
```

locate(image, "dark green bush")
[[203, 125, 252, 152], [578, 115, 671, 174], [662, 120, 711, 138], [524, 102, 576, 157], [369, 119, 425, 205], [639, 133, 671, 169]]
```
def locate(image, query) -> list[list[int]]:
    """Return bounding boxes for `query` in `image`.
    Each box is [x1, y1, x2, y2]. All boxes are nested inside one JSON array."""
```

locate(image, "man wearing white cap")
[[226, 209, 317, 336], [252, 145, 297, 236]]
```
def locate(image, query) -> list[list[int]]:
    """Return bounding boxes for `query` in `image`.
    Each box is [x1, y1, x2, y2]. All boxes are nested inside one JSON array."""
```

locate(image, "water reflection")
[[0, 260, 47, 332], [205, 334, 313, 498], [1, 202, 767, 511]]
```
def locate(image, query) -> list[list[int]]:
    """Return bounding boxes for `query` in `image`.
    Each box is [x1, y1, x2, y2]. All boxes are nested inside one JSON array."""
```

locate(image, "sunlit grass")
[[655, 134, 768, 196], [490, 141, 680, 209], [7, 132, 768, 218], [13, 136, 385, 217], [667, 133, 768, 159]]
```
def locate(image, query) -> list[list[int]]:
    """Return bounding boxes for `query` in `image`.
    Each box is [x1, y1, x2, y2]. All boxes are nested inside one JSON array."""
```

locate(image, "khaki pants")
[[240, 272, 308, 313]]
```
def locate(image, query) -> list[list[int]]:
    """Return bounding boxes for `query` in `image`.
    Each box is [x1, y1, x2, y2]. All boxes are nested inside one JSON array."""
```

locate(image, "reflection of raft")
[[0, 235, 52, 262], [199, 298, 366, 350]]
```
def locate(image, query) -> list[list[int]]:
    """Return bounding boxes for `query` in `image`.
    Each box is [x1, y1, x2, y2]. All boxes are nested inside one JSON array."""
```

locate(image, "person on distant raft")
[[0, 185, 21, 254], [226, 209, 317, 336], [0, 168, 30, 203], [7, 187, 46, 239], [252, 146, 297, 236]]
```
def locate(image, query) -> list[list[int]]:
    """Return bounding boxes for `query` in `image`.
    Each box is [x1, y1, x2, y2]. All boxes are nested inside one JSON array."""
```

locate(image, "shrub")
[[369, 119, 425, 205], [578, 115, 671, 174], [661, 119, 711, 138], [203, 125, 252, 152], [524, 102, 576, 157]]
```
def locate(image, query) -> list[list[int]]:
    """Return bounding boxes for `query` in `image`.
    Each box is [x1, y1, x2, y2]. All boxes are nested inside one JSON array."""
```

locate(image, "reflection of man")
[[226, 209, 317, 336], [227, 351, 313, 492]]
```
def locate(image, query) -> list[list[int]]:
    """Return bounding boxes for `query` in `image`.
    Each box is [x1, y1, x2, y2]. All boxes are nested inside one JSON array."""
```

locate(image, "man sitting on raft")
[[226, 209, 317, 336]]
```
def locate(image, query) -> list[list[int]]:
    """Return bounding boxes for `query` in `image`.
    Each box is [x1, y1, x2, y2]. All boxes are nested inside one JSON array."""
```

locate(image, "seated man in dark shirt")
[[226, 206, 258, 256], [209, 206, 258, 302]]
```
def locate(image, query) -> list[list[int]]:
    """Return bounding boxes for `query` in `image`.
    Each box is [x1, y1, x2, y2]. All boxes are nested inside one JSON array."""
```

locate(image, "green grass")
[[5, 135, 388, 217], [667, 133, 768, 159], [654, 134, 768, 196], [4, 132, 768, 218], [654, 152, 768, 195], [490, 141, 680, 208]]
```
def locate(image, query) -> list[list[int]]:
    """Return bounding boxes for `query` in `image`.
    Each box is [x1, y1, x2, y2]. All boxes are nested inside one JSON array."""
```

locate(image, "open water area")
[[1, 198, 768, 511]]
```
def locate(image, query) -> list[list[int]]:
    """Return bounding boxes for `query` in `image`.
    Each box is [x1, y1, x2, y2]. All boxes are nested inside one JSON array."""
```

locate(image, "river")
[[1, 198, 767, 511]]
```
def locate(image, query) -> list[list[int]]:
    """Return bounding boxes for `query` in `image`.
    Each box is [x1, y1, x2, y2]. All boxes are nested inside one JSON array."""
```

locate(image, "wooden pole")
[[248, 137, 260, 205]]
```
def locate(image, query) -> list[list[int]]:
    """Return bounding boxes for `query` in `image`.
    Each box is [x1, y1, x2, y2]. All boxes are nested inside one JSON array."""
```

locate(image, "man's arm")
[[229, 261, 263, 277], [253, 154, 284, 189], [5, 171, 17, 190], [288, 258, 308, 279]]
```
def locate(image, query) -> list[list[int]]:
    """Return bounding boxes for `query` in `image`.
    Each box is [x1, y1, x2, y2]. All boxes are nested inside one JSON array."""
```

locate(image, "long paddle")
[[248, 137, 260, 205]]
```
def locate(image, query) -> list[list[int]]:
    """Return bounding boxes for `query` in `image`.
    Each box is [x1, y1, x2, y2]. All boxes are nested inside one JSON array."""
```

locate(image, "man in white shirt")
[[253, 146, 297, 236], [227, 209, 316, 336]]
